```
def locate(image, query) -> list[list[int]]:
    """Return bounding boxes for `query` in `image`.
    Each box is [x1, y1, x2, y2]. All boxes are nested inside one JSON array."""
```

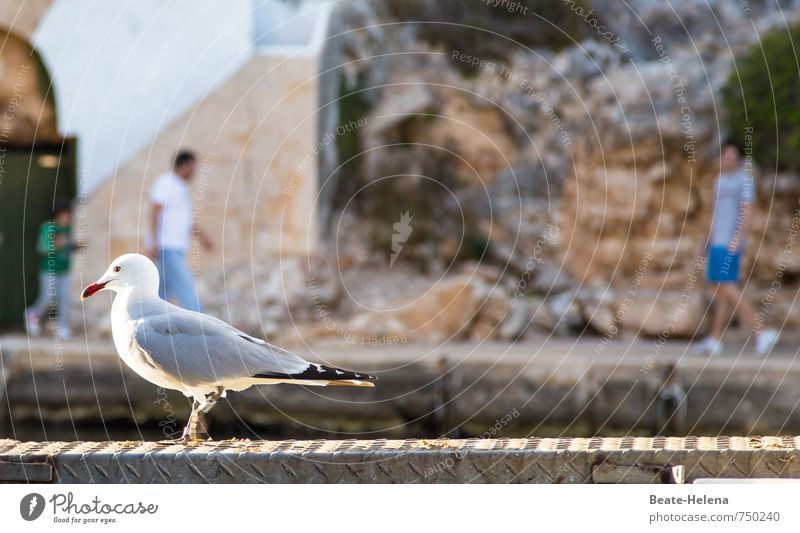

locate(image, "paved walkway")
[[0, 333, 800, 364]]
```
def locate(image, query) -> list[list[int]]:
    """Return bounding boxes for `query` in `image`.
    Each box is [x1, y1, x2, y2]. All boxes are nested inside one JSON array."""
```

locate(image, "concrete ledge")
[[5, 335, 800, 439], [1, 436, 799, 483]]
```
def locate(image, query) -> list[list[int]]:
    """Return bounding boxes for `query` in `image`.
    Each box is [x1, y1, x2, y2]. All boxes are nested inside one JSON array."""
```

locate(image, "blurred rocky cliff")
[[84, 0, 800, 344], [295, 0, 800, 342]]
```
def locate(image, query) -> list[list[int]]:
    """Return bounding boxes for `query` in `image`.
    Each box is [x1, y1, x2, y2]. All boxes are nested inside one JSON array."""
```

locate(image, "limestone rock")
[[575, 285, 618, 336], [500, 298, 531, 341], [619, 289, 708, 339], [545, 291, 584, 336]]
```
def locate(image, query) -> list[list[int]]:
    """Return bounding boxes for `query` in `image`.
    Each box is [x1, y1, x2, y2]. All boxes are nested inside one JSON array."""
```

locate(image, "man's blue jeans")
[[156, 249, 202, 312]]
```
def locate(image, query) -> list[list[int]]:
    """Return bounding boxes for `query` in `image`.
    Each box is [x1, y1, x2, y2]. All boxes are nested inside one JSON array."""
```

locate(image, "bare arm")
[[193, 223, 214, 252], [696, 193, 713, 259], [148, 203, 163, 258]]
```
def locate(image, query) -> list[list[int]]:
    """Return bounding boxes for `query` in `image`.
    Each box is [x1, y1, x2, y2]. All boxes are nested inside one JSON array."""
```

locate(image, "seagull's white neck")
[[110, 286, 163, 325], [113, 285, 161, 307]]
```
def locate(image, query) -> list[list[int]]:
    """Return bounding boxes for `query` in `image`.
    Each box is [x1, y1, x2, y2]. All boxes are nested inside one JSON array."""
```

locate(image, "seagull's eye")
[[113, 266, 121, 273]]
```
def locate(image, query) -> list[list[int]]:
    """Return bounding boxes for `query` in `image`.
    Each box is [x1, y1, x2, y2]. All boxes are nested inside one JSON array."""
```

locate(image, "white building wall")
[[32, 0, 253, 193]]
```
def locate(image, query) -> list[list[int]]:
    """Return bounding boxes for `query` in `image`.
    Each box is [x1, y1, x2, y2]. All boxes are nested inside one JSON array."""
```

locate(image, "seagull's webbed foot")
[[153, 429, 195, 445], [176, 426, 198, 444], [156, 435, 189, 445]]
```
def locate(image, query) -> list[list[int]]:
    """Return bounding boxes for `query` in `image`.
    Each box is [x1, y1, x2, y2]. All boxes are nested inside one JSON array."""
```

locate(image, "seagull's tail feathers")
[[253, 363, 377, 388], [322, 379, 375, 388]]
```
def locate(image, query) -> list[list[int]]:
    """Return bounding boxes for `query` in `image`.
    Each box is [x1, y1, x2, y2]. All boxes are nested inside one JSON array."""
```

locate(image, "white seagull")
[[81, 253, 376, 442]]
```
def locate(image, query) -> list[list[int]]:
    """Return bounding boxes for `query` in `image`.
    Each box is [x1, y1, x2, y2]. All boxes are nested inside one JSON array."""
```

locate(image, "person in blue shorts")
[[692, 140, 778, 357]]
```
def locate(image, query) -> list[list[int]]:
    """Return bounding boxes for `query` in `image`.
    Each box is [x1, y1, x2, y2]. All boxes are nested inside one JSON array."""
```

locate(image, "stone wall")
[[288, 0, 800, 343], [78, 52, 321, 270], [0, 29, 57, 143], [75, 52, 323, 335]]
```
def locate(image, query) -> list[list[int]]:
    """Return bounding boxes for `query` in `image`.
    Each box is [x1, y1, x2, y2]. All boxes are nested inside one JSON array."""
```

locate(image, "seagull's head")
[[81, 253, 160, 300]]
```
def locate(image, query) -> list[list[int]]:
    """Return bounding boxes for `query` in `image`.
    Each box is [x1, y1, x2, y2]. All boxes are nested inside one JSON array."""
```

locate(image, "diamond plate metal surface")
[[1, 437, 799, 483]]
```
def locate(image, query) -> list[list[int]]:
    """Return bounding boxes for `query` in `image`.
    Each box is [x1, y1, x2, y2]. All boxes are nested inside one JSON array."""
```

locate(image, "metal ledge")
[[2, 436, 799, 483]]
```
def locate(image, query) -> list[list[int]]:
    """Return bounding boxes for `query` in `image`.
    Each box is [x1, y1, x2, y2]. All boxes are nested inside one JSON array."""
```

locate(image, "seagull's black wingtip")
[[254, 363, 378, 383]]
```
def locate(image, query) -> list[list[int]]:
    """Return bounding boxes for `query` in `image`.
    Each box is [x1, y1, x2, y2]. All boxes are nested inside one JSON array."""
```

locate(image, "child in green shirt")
[[25, 200, 77, 339]]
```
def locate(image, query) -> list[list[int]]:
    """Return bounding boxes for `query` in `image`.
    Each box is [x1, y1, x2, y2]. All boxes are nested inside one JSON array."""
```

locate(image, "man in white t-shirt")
[[147, 150, 213, 311]]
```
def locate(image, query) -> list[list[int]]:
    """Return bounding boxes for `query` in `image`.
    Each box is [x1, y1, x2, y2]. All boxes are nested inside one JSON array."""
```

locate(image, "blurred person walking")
[[692, 140, 778, 357], [147, 150, 213, 312], [25, 200, 80, 339]]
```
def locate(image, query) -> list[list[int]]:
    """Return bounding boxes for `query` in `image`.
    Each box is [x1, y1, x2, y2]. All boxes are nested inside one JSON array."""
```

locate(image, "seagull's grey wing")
[[132, 308, 310, 387]]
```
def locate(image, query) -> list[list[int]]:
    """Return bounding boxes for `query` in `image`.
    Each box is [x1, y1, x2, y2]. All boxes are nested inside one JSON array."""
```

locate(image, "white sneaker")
[[692, 337, 723, 357], [755, 329, 779, 356], [25, 311, 41, 337]]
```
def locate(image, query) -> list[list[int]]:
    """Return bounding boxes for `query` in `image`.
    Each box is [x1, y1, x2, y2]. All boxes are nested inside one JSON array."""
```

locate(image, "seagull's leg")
[[178, 398, 202, 443], [196, 386, 224, 441], [200, 386, 224, 414]]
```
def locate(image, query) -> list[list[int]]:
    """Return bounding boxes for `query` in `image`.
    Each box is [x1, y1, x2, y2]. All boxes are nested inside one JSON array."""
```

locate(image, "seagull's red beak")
[[81, 281, 108, 300]]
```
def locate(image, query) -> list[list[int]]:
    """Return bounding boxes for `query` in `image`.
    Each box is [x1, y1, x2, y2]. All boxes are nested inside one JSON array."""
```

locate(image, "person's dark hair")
[[52, 199, 72, 216], [721, 138, 745, 157], [173, 149, 196, 168]]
